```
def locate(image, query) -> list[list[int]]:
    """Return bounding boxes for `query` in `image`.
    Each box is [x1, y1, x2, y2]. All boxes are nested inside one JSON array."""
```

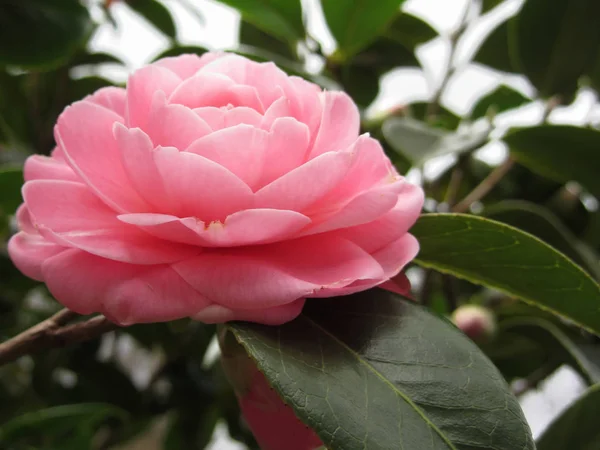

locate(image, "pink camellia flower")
[[9, 52, 424, 326]]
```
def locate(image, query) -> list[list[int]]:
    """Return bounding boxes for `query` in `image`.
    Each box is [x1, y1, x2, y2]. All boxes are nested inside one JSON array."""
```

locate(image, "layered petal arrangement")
[[9, 53, 424, 326]]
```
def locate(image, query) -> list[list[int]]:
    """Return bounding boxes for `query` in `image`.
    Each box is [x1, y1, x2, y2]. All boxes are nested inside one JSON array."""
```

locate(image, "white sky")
[[86, 0, 592, 447]]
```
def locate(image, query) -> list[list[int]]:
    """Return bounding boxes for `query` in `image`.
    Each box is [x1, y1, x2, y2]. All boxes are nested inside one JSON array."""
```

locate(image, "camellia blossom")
[[9, 52, 424, 326]]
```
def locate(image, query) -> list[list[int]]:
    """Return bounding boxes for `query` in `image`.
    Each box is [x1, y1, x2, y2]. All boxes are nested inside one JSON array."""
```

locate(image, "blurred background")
[[1, 0, 599, 448]]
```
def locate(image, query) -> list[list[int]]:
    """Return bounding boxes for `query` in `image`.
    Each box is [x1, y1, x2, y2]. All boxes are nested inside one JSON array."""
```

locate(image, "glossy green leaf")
[[536, 384, 600, 450], [410, 102, 462, 130], [500, 317, 600, 384], [226, 290, 534, 450], [383, 12, 438, 50], [481, 0, 505, 14], [504, 125, 600, 199], [215, 0, 304, 42], [239, 20, 295, 60], [514, 0, 600, 97], [412, 214, 600, 335], [382, 117, 489, 165], [0, 0, 92, 69], [127, 0, 177, 39], [70, 52, 125, 67], [473, 19, 516, 74], [322, 0, 407, 58], [153, 45, 208, 61], [485, 200, 600, 279], [471, 84, 530, 120], [0, 166, 23, 216]]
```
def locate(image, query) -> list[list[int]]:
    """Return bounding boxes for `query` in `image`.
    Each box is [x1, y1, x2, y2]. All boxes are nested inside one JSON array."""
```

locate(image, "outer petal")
[[255, 151, 353, 211], [119, 208, 311, 247], [309, 91, 360, 159], [85, 86, 127, 118], [24, 155, 79, 182], [8, 232, 66, 281], [126, 65, 182, 128], [173, 236, 383, 309], [24, 180, 197, 264], [185, 124, 268, 189], [192, 299, 306, 325], [41, 250, 210, 325], [55, 100, 149, 213]]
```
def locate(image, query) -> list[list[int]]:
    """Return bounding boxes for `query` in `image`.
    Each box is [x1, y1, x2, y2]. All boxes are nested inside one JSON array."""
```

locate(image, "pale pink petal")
[[24, 180, 197, 264], [255, 150, 353, 211], [260, 95, 291, 130], [146, 100, 212, 149], [16, 205, 35, 233], [283, 76, 322, 137], [370, 233, 420, 279], [24, 155, 79, 182], [85, 87, 126, 118], [55, 100, 149, 213], [185, 125, 268, 189], [169, 72, 236, 108], [304, 181, 405, 235], [154, 53, 224, 79], [227, 85, 264, 112], [193, 107, 226, 130], [153, 146, 254, 220], [223, 106, 263, 128], [333, 183, 424, 251], [119, 208, 311, 247], [192, 299, 306, 325], [41, 250, 210, 324], [126, 65, 182, 128], [258, 117, 310, 187], [309, 91, 360, 158], [8, 232, 66, 281]]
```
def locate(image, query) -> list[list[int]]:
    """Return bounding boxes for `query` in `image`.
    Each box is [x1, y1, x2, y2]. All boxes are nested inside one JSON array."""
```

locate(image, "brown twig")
[[452, 157, 515, 213], [0, 309, 118, 366]]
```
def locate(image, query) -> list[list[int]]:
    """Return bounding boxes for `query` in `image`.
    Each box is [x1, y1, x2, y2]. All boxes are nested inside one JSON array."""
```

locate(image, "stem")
[[426, 0, 472, 119], [0, 309, 118, 366], [452, 157, 515, 213]]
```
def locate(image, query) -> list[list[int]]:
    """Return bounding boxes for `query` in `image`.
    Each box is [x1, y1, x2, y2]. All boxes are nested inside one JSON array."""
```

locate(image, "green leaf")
[[383, 12, 438, 50], [215, 0, 304, 43], [470, 84, 530, 120], [226, 290, 534, 450], [473, 19, 516, 74], [127, 0, 177, 39], [412, 213, 600, 335], [0, 0, 92, 69], [382, 117, 489, 165], [504, 125, 600, 199], [410, 102, 461, 130], [70, 52, 125, 67], [485, 200, 600, 279], [322, 0, 407, 59], [500, 317, 600, 384], [481, 0, 505, 14], [513, 0, 600, 97], [152, 45, 208, 61], [239, 20, 296, 60], [536, 384, 600, 450], [0, 403, 127, 444], [0, 166, 23, 216]]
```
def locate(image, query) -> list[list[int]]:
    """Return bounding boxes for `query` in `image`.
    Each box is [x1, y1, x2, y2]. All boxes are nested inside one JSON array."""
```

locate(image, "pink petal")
[[55, 100, 149, 213], [258, 117, 310, 188], [371, 233, 420, 279], [255, 150, 353, 211], [227, 85, 264, 112], [24, 155, 79, 182], [169, 72, 236, 108], [260, 95, 291, 130], [173, 235, 382, 309], [191, 299, 305, 325], [333, 183, 424, 252], [154, 53, 224, 79], [223, 106, 263, 128], [185, 125, 268, 189], [114, 124, 170, 209], [41, 250, 210, 324], [304, 181, 405, 235], [283, 76, 322, 138], [126, 65, 182, 128], [153, 146, 254, 220], [145, 98, 212, 149], [24, 180, 197, 264], [119, 208, 311, 247], [85, 87, 127, 118], [380, 272, 412, 297], [309, 91, 360, 159], [8, 232, 66, 281], [16, 205, 35, 233], [193, 107, 226, 130]]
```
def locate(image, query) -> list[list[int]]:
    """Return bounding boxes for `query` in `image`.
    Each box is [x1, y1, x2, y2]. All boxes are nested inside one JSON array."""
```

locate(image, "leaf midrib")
[[302, 314, 458, 450]]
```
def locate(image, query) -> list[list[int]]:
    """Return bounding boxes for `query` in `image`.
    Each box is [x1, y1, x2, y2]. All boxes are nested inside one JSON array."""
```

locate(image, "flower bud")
[[452, 305, 497, 342]]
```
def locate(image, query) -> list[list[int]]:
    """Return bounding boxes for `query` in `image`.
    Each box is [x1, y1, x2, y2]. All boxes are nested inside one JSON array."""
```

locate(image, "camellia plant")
[[0, 0, 599, 449]]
